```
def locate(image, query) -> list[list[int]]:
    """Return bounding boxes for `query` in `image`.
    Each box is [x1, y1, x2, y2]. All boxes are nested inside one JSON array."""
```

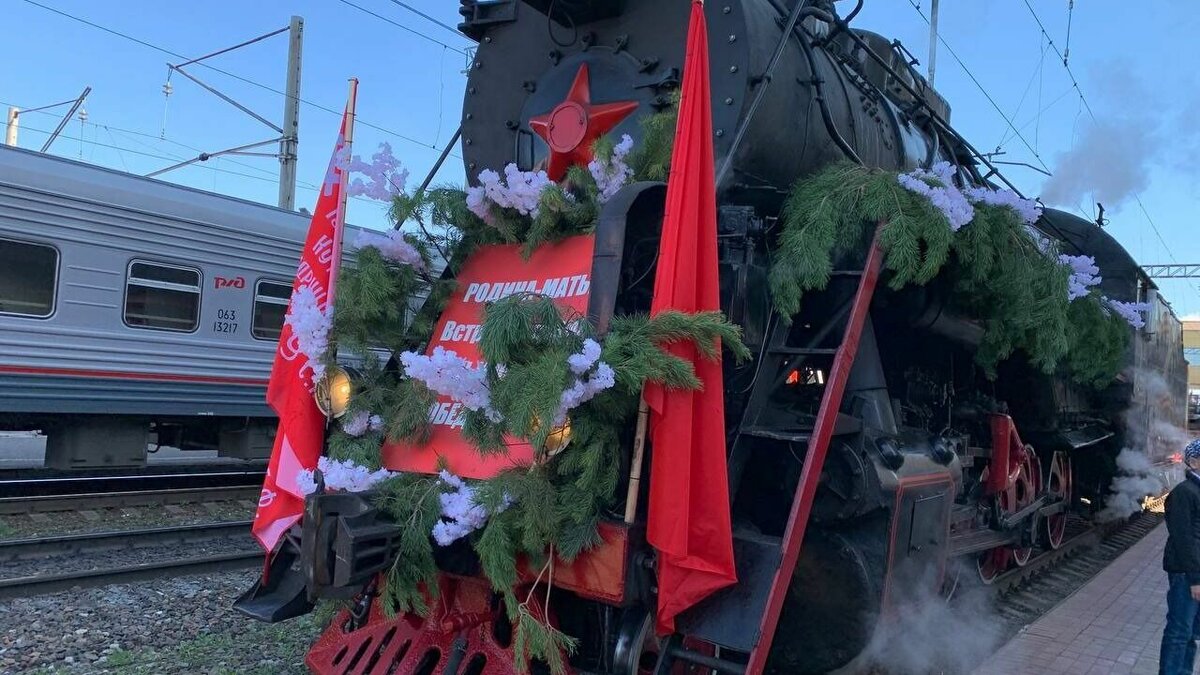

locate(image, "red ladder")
[[742, 226, 885, 673]]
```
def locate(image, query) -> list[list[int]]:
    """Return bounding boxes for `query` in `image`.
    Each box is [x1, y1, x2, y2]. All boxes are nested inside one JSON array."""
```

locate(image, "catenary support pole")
[[278, 16, 304, 210], [4, 108, 17, 147], [40, 87, 90, 153], [928, 0, 939, 87]]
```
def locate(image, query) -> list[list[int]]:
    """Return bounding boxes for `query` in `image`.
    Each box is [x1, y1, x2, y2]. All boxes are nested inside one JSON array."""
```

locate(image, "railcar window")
[[252, 280, 292, 341], [124, 261, 201, 332], [0, 239, 58, 318]]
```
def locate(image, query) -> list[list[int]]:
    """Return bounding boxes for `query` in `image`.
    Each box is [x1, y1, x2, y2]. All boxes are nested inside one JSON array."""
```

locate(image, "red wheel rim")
[[977, 547, 1009, 583], [1044, 452, 1071, 549], [1010, 448, 1038, 566], [977, 446, 1041, 579]]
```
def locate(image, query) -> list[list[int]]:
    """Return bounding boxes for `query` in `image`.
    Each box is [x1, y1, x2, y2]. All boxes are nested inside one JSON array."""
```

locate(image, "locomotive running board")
[[664, 226, 886, 674]]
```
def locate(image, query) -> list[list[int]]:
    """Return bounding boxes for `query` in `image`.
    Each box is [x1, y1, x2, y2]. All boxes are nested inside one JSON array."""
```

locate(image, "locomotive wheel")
[[976, 547, 1009, 584], [612, 609, 662, 675], [1042, 451, 1072, 550], [976, 448, 1041, 581], [612, 610, 714, 675], [1010, 447, 1039, 567]]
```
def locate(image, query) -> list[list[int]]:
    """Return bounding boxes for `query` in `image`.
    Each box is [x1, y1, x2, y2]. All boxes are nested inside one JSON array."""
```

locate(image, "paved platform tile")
[[973, 524, 1167, 675]]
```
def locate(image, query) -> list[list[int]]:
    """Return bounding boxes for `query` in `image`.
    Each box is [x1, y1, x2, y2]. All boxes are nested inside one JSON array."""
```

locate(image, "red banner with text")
[[382, 234, 595, 479]]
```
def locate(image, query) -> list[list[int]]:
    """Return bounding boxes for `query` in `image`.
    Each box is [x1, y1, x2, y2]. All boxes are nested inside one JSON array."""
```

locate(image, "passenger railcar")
[[0, 145, 351, 468]]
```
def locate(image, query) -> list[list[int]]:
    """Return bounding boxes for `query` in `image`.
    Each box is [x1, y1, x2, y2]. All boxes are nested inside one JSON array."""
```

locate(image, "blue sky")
[[4, 0, 1199, 316]]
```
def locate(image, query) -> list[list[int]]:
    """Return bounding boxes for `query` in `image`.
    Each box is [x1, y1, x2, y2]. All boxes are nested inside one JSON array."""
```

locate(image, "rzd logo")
[[215, 276, 246, 289]]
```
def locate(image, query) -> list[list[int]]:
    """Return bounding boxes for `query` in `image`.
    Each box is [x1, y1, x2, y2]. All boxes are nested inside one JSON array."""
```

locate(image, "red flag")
[[252, 90, 356, 551], [643, 0, 736, 635]]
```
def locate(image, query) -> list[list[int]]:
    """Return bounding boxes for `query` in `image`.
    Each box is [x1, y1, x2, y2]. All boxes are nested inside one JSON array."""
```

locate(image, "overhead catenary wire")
[[904, 0, 1051, 174], [384, 0, 468, 41], [18, 0, 455, 155], [2, 101, 293, 184], [993, 36, 1048, 152], [15, 122, 286, 184], [337, 0, 468, 55], [11, 116, 390, 209], [1021, 0, 1194, 305]]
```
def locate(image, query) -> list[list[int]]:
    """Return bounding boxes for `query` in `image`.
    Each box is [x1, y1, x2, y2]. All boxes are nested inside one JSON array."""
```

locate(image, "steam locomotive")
[[237, 1, 1187, 673]]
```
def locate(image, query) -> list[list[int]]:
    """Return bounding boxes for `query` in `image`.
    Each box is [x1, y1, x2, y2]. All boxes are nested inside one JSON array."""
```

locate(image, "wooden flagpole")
[[623, 398, 650, 523], [327, 77, 358, 304]]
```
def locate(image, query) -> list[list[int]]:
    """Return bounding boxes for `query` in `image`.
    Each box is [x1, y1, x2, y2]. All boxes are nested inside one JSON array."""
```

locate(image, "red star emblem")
[[528, 63, 639, 181]]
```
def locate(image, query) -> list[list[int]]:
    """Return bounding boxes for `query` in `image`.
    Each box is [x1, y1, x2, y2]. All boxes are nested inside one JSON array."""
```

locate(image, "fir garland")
[[365, 295, 747, 671], [770, 162, 1130, 383], [317, 105, 700, 672]]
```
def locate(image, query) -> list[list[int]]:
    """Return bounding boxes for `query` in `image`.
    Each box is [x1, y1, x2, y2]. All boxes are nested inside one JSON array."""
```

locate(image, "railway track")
[[0, 485, 261, 515], [0, 469, 265, 515], [0, 469, 266, 498], [990, 512, 1163, 632], [0, 550, 262, 600], [0, 520, 252, 560], [0, 520, 261, 600]]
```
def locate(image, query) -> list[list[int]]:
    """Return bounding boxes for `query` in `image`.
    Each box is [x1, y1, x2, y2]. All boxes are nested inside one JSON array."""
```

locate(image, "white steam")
[[1097, 368, 1191, 521], [1097, 448, 1164, 522], [836, 565, 1002, 674], [1036, 60, 1199, 212], [1040, 119, 1156, 210]]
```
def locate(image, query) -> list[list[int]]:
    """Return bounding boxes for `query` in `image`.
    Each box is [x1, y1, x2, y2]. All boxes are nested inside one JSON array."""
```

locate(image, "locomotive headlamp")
[[531, 415, 572, 457], [314, 365, 358, 419]]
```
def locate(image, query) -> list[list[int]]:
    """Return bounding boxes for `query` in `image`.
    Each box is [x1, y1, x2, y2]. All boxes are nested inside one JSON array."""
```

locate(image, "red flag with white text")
[[252, 105, 353, 551]]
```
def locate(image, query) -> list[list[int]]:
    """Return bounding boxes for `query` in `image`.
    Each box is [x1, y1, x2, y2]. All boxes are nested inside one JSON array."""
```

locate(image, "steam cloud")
[[1097, 368, 1191, 521], [1037, 61, 1198, 211], [836, 564, 1002, 675], [1097, 448, 1165, 522], [1040, 119, 1156, 211]]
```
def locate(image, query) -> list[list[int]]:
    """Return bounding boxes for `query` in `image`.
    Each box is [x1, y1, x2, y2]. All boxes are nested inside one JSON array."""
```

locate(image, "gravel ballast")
[[0, 569, 326, 674], [0, 501, 255, 541]]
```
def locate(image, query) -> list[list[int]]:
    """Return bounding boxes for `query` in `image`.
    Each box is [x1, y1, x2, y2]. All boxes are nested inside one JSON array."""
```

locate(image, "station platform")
[[975, 523, 1168, 675]]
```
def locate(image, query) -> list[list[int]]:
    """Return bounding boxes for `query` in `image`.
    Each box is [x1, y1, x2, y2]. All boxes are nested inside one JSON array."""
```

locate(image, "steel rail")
[[0, 520, 253, 560], [0, 551, 263, 600], [0, 470, 265, 492], [0, 486, 260, 515], [988, 514, 1154, 594]]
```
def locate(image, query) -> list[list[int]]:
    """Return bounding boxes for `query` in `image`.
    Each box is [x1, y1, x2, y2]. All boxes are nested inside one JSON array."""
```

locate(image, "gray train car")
[[0, 144, 354, 469]]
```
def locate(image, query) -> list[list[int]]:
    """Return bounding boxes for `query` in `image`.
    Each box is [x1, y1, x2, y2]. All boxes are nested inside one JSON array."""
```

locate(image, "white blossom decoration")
[[285, 284, 332, 386], [400, 347, 497, 418], [963, 185, 1042, 226], [555, 339, 616, 424], [588, 134, 634, 203], [897, 161, 974, 231], [432, 470, 512, 546], [1105, 298, 1151, 330], [341, 410, 384, 437], [353, 228, 425, 270], [465, 163, 553, 221], [346, 142, 409, 202], [1059, 254, 1102, 301], [296, 456, 395, 496]]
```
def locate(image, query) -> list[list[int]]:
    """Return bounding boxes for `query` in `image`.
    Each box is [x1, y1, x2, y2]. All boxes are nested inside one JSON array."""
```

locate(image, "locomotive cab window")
[[0, 239, 58, 318], [252, 280, 292, 341], [124, 261, 201, 332]]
